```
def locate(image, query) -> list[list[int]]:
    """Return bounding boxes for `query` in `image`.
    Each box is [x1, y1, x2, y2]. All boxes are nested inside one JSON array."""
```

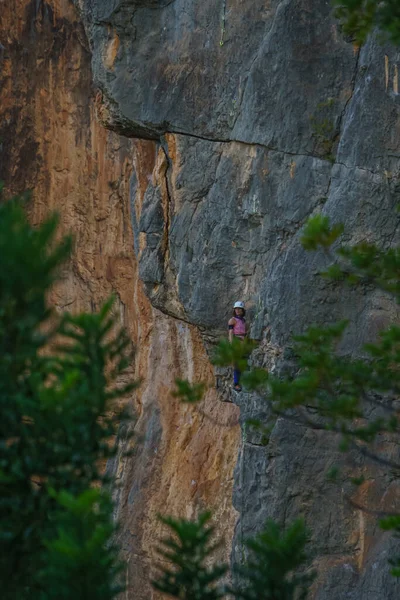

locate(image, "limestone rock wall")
[[74, 0, 400, 598], [3, 0, 400, 597], [0, 2, 240, 598]]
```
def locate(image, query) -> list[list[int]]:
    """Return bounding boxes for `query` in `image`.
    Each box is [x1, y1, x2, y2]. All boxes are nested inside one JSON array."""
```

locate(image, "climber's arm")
[[228, 318, 236, 343]]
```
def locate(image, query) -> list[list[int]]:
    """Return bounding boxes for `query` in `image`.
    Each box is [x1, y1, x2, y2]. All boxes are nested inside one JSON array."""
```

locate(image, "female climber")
[[228, 301, 247, 392]]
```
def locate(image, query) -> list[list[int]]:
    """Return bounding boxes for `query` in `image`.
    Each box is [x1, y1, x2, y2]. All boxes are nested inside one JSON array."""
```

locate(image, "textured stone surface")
[[76, 0, 400, 597], [0, 2, 240, 599], [77, 0, 356, 152], [4, 0, 400, 597], [132, 133, 334, 336], [76, 0, 400, 341]]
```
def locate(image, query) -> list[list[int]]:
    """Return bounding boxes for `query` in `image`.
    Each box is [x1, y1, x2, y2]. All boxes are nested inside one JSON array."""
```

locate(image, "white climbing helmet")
[[233, 301, 245, 309]]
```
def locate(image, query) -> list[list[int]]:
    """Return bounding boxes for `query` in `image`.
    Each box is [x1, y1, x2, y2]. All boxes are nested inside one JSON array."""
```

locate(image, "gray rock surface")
[[76, 0, 400, 596]]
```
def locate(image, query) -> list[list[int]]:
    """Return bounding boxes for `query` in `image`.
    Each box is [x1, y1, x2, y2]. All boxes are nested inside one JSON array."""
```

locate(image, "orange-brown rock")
[[0, 1, 240, 597]]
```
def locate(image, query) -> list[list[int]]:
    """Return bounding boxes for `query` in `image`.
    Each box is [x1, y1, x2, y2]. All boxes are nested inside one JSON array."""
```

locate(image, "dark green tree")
[[231, 519, 314, 600], [153, 514, 313, 600], [153, 512, 227, 600], [0, 192, 135, 598], [333, 0, 400, 45]]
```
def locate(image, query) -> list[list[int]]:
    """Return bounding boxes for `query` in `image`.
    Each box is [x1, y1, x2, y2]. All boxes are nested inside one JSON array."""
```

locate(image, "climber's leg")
[[233, 367, 242, 391]]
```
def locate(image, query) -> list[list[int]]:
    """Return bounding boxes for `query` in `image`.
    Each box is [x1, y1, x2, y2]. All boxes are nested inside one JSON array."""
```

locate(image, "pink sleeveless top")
[[233, 317, 246, 337]]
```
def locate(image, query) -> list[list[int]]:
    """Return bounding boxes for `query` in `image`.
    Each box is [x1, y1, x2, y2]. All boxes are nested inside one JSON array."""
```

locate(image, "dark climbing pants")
[[233, 367, 241, 385]]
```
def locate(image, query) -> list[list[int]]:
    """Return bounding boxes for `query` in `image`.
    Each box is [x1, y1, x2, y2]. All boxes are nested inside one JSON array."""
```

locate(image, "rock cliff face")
[[3, 0, 400, 597], [75, 0, 400, 598], [0, 2, 240, 598], [76, 0, 400, 341]]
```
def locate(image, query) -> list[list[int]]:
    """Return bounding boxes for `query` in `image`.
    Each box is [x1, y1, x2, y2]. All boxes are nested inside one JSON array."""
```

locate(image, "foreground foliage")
[[0, 193, 135, 598], [153, 512, 227, 600], [153, 514, 313, 600], [334, 0, 400, 44], [231, 519, 314, 600]]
